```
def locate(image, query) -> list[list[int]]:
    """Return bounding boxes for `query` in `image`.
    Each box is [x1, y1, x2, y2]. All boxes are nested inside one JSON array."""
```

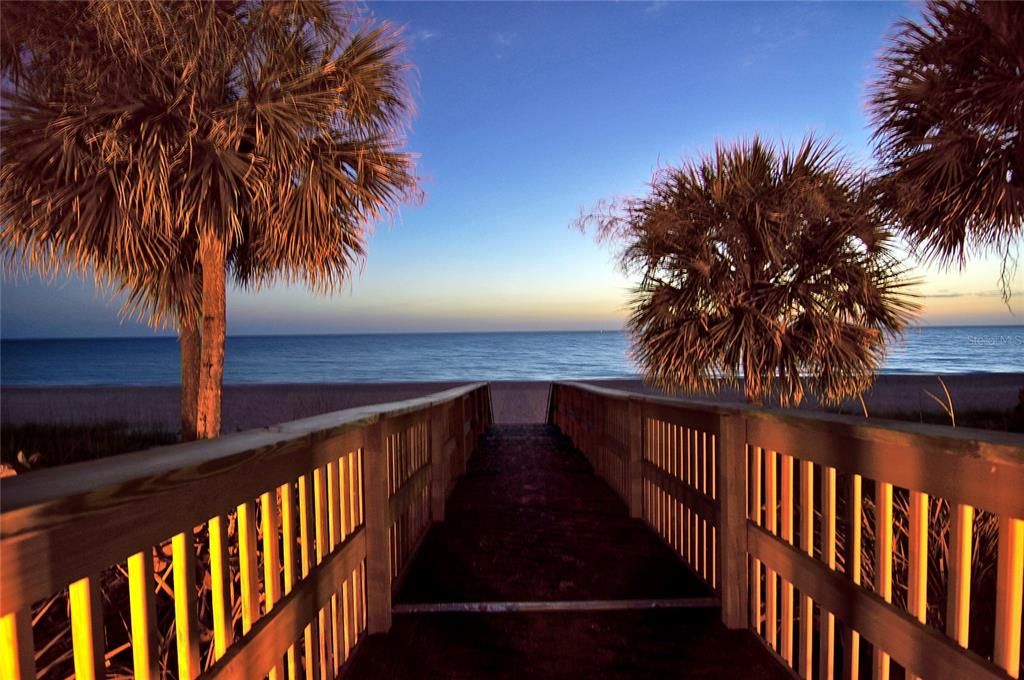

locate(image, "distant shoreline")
[[3, 374, 1022, 433], [1, 369, 1022, 390]]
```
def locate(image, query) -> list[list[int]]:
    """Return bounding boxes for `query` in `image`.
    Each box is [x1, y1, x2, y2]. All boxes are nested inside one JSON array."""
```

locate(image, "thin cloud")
[[415, 29, 440, 43], [493, 31, 517, 47], [645, 1, 668, 16], [922, 290, 1003, 299]]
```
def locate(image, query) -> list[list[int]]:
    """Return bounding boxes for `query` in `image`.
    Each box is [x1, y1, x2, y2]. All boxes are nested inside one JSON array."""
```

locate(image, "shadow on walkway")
[[348, 424, 789, 678]]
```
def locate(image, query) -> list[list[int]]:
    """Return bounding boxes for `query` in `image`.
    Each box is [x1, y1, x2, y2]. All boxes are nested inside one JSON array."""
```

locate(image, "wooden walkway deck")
[[347, 424, 790, 678]]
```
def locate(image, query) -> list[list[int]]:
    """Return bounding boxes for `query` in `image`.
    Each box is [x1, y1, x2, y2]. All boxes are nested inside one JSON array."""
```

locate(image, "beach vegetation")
[[0, 421, 176, 475], [0, 0, 419, 439], [578, 136, 919, 406], [869, 0, 1024, 299]]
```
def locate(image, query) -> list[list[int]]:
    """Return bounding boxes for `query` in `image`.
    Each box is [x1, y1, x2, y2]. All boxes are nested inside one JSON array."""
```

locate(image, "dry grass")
[[1, 422, 177, 472]]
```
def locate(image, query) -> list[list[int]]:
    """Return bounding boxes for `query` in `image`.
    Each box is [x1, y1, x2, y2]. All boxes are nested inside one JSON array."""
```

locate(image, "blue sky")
[[1, 1, 1019, 338]]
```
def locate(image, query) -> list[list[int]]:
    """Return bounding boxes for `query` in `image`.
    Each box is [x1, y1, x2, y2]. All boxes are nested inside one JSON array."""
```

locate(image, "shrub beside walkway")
[[348, 424, 790, 678]]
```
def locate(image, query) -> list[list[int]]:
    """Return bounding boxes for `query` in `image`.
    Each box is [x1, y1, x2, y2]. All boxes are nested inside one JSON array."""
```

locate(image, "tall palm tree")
[[870, 0, 1024, 298], [1, 1, 419, 438], [578, 137, 918, 406]]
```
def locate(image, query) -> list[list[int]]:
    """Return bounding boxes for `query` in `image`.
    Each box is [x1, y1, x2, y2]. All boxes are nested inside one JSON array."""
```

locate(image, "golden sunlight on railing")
[[550, 381, 1024, 680], [0, 384, 491, 679]]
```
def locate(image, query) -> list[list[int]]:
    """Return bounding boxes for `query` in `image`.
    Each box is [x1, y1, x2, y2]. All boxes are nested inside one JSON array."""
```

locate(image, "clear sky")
[[1, 1, 1019, 339]]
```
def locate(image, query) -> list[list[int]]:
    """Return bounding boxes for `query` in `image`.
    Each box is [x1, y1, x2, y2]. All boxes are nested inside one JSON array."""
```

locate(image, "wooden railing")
[[550, 381, 1024, 680], [0, 383, 491, 679]]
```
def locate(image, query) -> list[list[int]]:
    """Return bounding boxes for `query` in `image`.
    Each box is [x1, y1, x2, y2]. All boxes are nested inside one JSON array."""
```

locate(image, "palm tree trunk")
[[179, 312, 201, 441], [196, 235, 226, 439]]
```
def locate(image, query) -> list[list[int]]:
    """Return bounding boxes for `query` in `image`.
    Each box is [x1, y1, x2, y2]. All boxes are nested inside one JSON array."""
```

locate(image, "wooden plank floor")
[[347, 424, 791, 678]]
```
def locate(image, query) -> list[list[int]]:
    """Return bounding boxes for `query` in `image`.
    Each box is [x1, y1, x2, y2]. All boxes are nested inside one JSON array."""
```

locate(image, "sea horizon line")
[[3, 322, 1023, 343]]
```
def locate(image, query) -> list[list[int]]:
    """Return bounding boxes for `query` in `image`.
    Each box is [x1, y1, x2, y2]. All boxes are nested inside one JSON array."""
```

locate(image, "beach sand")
[[2, 373, 1022, 431]]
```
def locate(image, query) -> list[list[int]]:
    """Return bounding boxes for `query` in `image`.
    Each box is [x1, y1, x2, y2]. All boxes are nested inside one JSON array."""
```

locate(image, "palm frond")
[[869, 0, 1024, 298], [1, 0, 419, 329], [581, 136, 919, 406]]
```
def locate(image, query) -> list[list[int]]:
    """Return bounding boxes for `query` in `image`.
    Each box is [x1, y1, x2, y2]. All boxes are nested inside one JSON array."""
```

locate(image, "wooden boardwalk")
[[347, 424, 790, 678]]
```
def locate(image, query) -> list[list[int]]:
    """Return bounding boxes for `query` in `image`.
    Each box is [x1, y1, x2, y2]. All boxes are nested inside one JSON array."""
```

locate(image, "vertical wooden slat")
[[684, 428, 692, 565], [326, 461, 341, 675], [711, 430, 718, 501], [702, 430, 709, 581], [946, 503, 974, 648], [799, 459, 814, 679], [261, 488, 283, 680], [781, 453, 795, 666], [358, 558, 367, 635], [696, 429, 702, 572], [0, 610, 34, 680], [906, 489, 929, 680], [765, 448, 778, 651], [669, 423, 677, 554], [458, 396, 468, 469], [680, 425, 687, 557], [664, 422, 670, 544], [127, 549, 159, 679], [654, 420, 662, 536], [693, 428, 699, 571], [712, 432, 718, 590], [820, 466, 837, 680], [658, 420, 665, 539], [237, 500, 261, 635], [843, 473, 862, 680], [340, 454, 355, 659], [171, 532, 200, 680], [69, 574, 106, 680], [345, 452, 356, 531], [281, 481, 299, 679], [430, 408, 447, 521], [312, 466, 333, 679], [751, 445, 763, 636], [341, 575, 353, 662], [994, 516, 1023, 678], [686, 427, 693, 563], [874, 481, 894, 680], [298, 474, 320, 680], [643, 416, 650, 521], [208, 514, 233, 661], [357, 446, 366, 527]]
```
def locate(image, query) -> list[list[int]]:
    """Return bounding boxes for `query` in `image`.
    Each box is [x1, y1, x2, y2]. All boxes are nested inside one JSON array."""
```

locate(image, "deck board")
[[347, 424, 791, 678]]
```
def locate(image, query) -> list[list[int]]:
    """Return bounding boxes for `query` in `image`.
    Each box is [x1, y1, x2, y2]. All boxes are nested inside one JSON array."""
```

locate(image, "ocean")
[[1, 326, 1022, 386]]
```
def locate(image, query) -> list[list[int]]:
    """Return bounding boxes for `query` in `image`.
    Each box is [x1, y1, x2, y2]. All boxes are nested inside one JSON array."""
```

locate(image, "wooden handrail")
[[2, 382, 487, 513], [556, 380, 1024, 461], [0, 382, 492, 679], [549, 380, 1024, 680]]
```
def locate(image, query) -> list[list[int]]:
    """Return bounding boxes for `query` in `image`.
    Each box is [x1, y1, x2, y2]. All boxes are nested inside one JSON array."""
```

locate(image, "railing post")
[[717, 412, 749, 629], [627, 399, 644, 519], [363, 419, 392, 634], [430, 405, 447, 522]]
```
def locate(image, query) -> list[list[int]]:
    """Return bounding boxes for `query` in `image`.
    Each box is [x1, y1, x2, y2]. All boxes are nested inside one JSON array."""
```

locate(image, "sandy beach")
[[2, 373, 1021, 432]]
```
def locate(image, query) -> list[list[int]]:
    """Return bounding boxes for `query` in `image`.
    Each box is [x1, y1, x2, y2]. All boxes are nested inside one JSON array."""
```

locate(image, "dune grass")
[[1, 421, 177, 473]]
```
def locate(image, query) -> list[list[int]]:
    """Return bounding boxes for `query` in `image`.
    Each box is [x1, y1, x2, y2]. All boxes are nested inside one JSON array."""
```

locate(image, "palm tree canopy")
[[869, 0, 1024, 282], [1, 0, 419, 326], [578, 137, 918, 406]]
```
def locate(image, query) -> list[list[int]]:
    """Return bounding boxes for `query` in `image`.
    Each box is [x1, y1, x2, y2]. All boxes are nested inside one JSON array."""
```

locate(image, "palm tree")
[[869, 0, 1024, 298], [578, 137, 918, 406], [1, 1, 419, 438]]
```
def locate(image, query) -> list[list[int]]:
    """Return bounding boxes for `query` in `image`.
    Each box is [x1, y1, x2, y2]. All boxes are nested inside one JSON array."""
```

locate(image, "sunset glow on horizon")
[[2, 1, 1020, 338]]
